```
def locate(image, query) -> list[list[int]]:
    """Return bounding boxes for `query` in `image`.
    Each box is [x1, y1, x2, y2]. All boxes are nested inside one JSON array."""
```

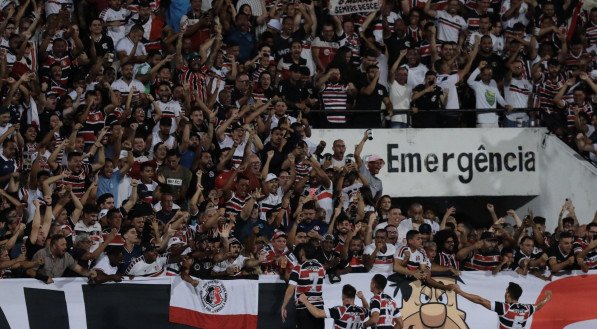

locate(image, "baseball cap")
[[367, 154, 384, 163], [159, 117, 172, 126], [419, 223, 432, 234], [0, 0, 17, 10], [289, 64, 302, 72], [46, 92, 58, 98], [480, 231, 497, 241], [322, 234, 334, 241], [271, 230, 287, 241], [167, 237, 185, 249], [267, 19, 282, 31], [98, 208, 109, 219], [119, 150, 129, 160], [265, 173, 278, 182], [299, 66, 311, 76], [228, 237, 242, 246], [187, 52, 200, 61]]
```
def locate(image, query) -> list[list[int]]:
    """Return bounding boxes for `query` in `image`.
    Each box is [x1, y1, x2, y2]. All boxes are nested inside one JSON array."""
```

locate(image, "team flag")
[[169, 277, 259, 329]]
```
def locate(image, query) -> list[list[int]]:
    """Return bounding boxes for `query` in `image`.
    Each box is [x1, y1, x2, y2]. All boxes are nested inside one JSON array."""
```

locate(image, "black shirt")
[[273, 28, 306, 60], [85, 34, 115, 58], [353, 82, 388, 128], [411, 84, 444, 128], [279, 79, 307, 109]]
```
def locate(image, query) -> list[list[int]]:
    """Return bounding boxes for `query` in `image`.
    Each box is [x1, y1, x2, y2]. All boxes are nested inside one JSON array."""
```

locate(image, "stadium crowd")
[[0, 0, 596, 327]]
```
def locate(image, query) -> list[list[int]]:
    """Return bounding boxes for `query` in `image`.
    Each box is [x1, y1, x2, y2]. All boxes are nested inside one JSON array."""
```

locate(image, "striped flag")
[[169, 277, 258, 329]]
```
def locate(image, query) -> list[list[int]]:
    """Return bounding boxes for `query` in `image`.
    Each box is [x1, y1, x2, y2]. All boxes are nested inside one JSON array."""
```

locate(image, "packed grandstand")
[[0, 0, 596, 328]]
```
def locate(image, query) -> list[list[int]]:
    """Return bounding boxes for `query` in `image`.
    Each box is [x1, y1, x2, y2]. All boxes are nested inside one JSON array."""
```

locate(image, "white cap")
[[167, 237, 185, 249], [267, 19, 282, 31], [98, 208, 109, 218], [265, 173, 278, 182]]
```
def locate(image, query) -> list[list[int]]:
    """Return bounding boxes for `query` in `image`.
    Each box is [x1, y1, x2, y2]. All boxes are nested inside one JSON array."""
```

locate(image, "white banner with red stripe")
[[169, 276, 259, 329], [329, 0, 382, 15]]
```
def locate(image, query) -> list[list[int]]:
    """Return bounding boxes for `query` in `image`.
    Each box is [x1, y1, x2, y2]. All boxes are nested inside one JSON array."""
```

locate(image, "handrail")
[[303, 108, 543, 114]]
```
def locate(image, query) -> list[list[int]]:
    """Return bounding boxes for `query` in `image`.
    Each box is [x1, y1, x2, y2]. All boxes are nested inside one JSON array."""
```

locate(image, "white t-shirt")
[[100, 7, 131, 45], [115, 37, 147, 74], [73, 221, 104, 252], [212, 255, 248, 274], [45, 0, 74, 17], [467, 68, 507, 124], [389, 81, 412, 124], [153, 100, 182, 134], [437, 73, 460, 110], [406, 63, 428, 89], [94, 254, 118, 275], [397, 218, 440, 245], [504, 78, 532, 121], [435, 10, 467, 43], [364, 242, 396, 274], [126, 255, 168, 276], [500, 0, 530, 29], [111, 78, 145, 98], [395, 246, 431, 269], [150, 131, 177, 150], [218, 135, 253, 168]]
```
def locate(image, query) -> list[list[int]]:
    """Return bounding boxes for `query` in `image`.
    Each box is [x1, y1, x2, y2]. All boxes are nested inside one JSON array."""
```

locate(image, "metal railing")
[[302, 108, 545, 128]]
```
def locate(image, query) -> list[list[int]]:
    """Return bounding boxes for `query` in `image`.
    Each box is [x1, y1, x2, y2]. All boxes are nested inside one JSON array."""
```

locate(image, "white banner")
[[316, 271, 597, 329], [169, 277, 258, 329], [310, 128, 542, 197], [0, 277, 171, 329], [329, 0, 381, 15], [1, 272, 595, 328]]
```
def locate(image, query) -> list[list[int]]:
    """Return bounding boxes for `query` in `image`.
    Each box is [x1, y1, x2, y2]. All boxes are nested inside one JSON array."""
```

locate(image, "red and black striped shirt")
[[463, 249, 501, 271], [326, 304, 367, 329], [289, 259, 325, 309], [369, 293, 400, 328], [492, 301, 535, 329]]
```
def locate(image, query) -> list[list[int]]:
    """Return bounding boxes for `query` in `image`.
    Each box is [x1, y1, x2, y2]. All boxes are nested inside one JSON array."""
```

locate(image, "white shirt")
[[126, 255, 168, 276], [153, 100, 182, 134], [94, 254, 118, 275], [115, 37, 147, 74], [435, 10, 467, 43], [213, 255, 248, 274], [73, 221, 103, 252], [389, 81, 412, 124], [395, 246, 431, 269], [218, 135, 253, 168], [270, 114, 297, 131], [500, 0, 530, 29], [437, 73, 460, 109], [111, 78, 145, 97], [258, 188, 283, 221], [504, 77, 532, 121], [406, 63, 428, 89], [45, 0, 74, 17], [467, 68, 507, 124], [150, 131, 177, 150], [364, 243, 396, 274], [397, 218, 439, 245], [99, 7, 131, 45]]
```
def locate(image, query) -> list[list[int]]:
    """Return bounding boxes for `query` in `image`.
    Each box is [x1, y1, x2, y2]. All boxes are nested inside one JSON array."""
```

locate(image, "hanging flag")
[[169, 277, 259, 329]]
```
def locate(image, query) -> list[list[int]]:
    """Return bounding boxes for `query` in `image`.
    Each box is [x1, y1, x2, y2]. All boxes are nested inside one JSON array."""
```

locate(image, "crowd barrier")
[[1, 271, 596, 329]]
